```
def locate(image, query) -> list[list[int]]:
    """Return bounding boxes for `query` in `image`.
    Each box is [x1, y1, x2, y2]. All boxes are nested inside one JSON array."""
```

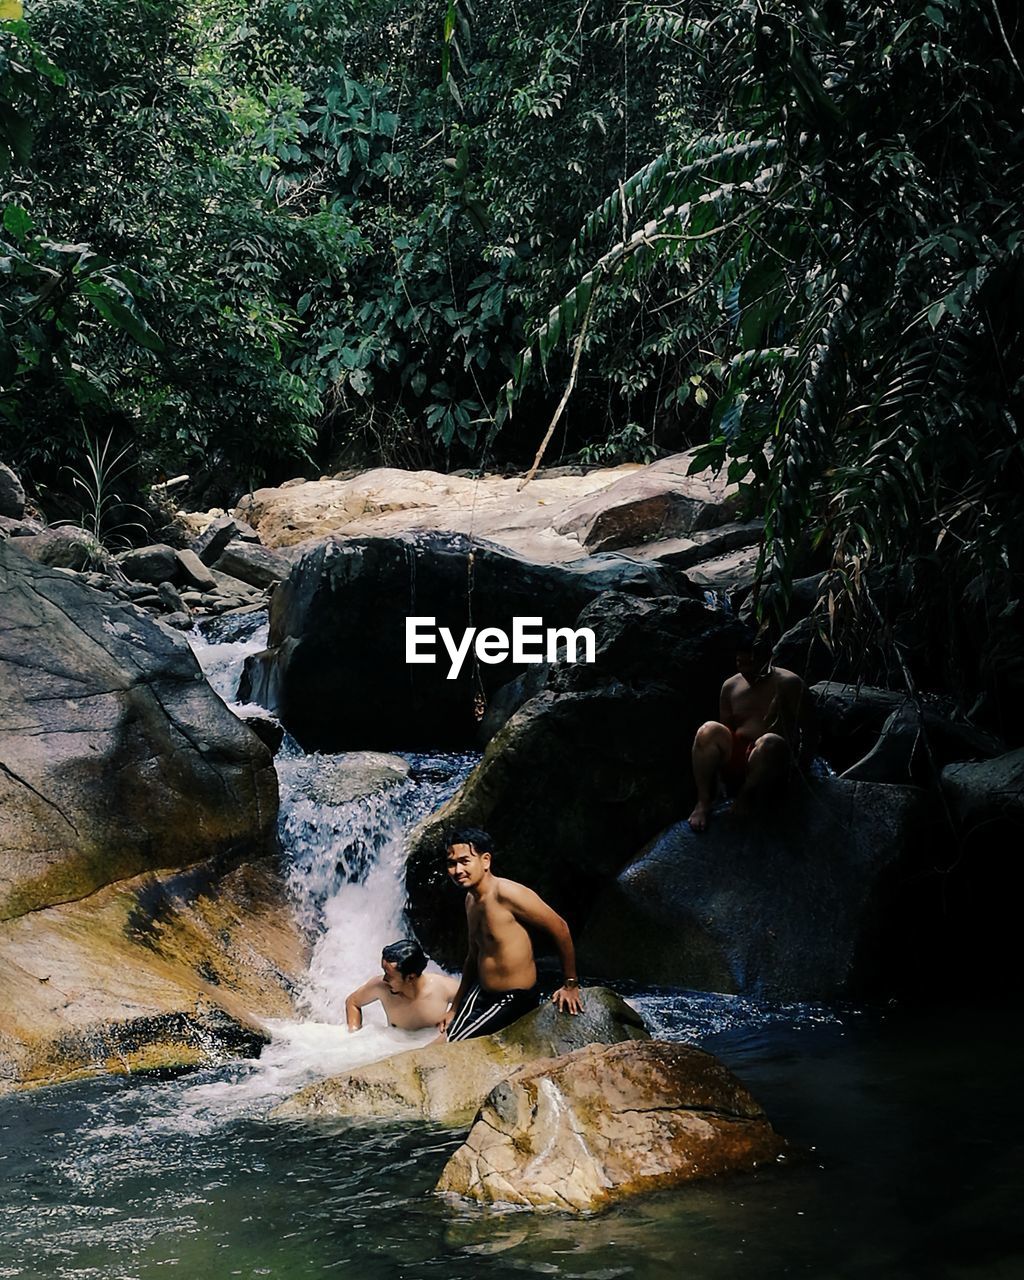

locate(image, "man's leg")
[[688, 721, 732, 832], [732, 732, 790, 815]]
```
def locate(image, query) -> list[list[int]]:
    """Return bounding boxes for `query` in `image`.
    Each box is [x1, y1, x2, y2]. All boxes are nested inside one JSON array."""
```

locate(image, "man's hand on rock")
[[552, 984, 584, 1015]]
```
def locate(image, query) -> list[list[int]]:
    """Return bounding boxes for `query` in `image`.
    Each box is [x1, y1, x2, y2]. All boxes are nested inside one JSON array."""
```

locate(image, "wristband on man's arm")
[[563, 977, 580, 988]]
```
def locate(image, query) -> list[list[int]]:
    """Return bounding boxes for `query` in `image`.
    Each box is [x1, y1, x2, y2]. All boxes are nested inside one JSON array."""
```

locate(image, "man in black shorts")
[[437, 828, 583, 1041]]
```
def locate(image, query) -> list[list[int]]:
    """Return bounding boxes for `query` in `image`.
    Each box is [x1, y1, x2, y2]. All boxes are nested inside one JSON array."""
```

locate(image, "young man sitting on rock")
[[345, 939, 458, 1032], [438, 827, 584, 1041], [688, 627, 818, 832]]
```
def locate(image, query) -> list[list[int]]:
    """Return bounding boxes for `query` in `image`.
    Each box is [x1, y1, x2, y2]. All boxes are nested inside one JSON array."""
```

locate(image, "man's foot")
[[688, 800, 713, 832]]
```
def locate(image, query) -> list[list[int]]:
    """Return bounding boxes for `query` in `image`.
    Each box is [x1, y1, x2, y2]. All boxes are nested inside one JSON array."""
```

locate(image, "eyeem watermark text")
[[405, 616, 596, 680]]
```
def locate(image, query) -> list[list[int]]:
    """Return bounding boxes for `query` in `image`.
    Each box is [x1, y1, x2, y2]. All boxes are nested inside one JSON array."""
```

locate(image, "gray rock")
[[162, 611, 194, 631], [191, 514, 257, 567], [175, 548, 218, 592], [240, 532, 697, 753], [211, 542, 291, 590], [0, 540, 278, 921], [941, 748, 1024, 833], [0, 515, 43, 539], [11, 526, 111, 572], [157, 581, 187, 613], [118, 543, 182, 585], [578, 778, 926, 999], [0, 463, 26, 519]]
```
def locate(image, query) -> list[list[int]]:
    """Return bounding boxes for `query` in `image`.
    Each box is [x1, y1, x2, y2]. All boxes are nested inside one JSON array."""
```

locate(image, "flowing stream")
[[1, 617, 1020, 1279]]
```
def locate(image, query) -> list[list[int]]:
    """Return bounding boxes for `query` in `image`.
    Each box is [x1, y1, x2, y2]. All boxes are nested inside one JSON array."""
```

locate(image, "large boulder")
[[273, 986, 647, 1126], [232, 465, 636, 560], [813, 681, 1005, 777], [941, 748, 1024, 833], [0, 462, 26, 519], [0, 541, 279, 919], [406, 594, 743, 966], [211, 541, 293, 590], [0, 852, 306, 1091], [239, 532, 694, 752], [578, 778, 928, 999], [436, 1040, 785, 1211], [553, 454, 740, 553], [11, 525, 112, 572]]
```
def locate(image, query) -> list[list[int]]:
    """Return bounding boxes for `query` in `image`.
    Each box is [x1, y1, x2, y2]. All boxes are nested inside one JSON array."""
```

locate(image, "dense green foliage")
[[2, 0, 1022, 716]]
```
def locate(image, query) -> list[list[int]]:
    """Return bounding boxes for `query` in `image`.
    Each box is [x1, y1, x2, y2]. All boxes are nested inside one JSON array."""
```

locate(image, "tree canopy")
[[2, 0, 1021, 720]]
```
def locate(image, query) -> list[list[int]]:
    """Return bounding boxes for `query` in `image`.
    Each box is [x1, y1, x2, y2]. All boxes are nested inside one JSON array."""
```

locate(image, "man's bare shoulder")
[[425, 971, 459, 996], [492, 876, 531, 904], [772, 667, 806, 690], [721, 672, 746, 694]]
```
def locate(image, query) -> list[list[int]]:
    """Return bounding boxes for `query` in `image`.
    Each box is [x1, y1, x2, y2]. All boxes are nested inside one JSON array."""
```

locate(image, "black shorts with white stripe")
[[446, 983, 539, 1041]]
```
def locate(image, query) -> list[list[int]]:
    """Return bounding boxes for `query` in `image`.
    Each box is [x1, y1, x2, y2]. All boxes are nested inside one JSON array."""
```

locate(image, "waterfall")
[[182, 615, 477, 1116]]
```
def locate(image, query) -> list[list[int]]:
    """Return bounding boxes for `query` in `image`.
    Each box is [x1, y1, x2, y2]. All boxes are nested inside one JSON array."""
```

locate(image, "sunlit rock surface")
[[0, 854, 306, 1092], [436, 1039, 785, 1212], [273, 986, 648, 1127]]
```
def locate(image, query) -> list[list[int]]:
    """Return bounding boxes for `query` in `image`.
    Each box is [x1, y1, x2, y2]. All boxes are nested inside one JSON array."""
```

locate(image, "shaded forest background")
[[1, 0, 1022, 727]]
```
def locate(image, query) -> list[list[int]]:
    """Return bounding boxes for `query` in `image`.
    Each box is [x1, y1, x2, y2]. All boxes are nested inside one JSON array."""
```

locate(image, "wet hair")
[[381, 939, 427, 978], [445, 827, 494, 856]]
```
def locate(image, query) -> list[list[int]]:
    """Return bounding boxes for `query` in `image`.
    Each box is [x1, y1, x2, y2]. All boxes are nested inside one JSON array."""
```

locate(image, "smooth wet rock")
[[273, 987, 648, 1126], [240, 532, 691, 752], [436, 1040, 785, 1211], [0, 853, 306, 1092], [0, 541, 278, 920], [578, 778, 927, 999]]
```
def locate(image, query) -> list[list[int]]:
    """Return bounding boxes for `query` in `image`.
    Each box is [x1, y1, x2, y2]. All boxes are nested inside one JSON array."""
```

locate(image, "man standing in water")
[[688, 628, 817, 832], [345, 939, 458, 1031], [438, 828, 584, 1041]]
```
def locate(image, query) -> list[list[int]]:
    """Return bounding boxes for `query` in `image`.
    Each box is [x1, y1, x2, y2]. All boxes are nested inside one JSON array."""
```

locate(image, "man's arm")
[[344, 977, 386, 1032], [502, 882, 584, 1015]]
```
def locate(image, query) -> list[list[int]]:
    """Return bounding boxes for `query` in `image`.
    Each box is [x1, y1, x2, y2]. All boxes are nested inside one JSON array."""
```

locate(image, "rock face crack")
[[0, 758, 80, 835]]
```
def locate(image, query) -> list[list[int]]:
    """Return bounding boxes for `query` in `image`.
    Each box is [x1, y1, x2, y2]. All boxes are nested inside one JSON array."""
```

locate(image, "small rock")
[[211, 542, 291, 590], [157, 581, 187, 614], [118, 543, 182, 586], [175, 548, 218, 591], [162, 611, 194, 631]]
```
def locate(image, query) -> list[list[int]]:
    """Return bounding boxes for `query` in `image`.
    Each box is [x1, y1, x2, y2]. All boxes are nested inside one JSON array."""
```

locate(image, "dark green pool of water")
[[2, 995, 1022, 1280]]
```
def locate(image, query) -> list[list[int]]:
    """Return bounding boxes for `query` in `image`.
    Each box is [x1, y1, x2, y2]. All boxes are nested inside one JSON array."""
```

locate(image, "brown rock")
[[554, 454, 740, 553], [0, 854, 306, 1092], [436, 1040, 785, 1211], [273, 987, 648, 1127]]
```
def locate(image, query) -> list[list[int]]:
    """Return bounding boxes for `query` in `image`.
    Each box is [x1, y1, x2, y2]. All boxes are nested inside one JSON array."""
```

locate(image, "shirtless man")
[[688, 629, 817, 832], [345, 939, 458, 1032], [437, 828, 584, 1041]]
